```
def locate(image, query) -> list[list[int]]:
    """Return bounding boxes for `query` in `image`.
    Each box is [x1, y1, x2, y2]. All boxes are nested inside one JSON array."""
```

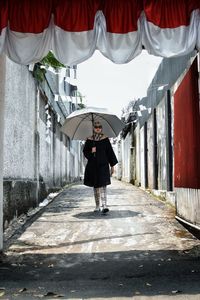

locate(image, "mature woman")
[[83, 121, 118, 213]]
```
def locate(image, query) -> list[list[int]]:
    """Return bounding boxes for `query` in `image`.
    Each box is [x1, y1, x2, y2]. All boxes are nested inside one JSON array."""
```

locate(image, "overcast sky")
[[77, 50, 162, 117]]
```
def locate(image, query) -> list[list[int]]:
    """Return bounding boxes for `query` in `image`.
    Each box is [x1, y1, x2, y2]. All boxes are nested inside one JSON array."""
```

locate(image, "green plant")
[[32, 52, 66, 82], [40, 51, 65, 69], [33, 64, 46, 82]]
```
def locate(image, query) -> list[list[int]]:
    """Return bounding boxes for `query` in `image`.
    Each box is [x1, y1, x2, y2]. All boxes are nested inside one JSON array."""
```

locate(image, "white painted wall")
[[140, 127, 145, 188], [1, 57, 82, 249], [157, 99, 167, 190], [147, 115, 154, 189], [121, 133, 131, 182], [0, 55, 6, 251], [4, 58, 36, 179], [38, 100, 54, 186], [135, 124, 141, 186], [112, 140, 120, 179]]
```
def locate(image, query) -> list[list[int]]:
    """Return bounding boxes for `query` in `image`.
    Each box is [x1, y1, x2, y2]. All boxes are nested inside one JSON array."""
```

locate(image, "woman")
[[83, 121, 118, 213]]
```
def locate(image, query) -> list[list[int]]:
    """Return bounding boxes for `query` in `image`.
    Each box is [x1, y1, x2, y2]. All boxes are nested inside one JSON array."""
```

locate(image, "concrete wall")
[[4, 58, 36, 180], [121, 133, 131, 182], [120, 53, 200, 232], [157, 98, 167, 190], [135, 125, 141, 186], [38, 94, 53, 187], [0, 55, 6, 250], [113, 139, 122, 180], [2, 57, 82, 229], [3, 58, 38, 228], [147, 115, 154, 189], [139, 127, 145, 189]]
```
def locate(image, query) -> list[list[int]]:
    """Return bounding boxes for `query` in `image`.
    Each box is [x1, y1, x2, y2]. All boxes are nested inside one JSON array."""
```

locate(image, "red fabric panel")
[[53, 0, 101, 31], [174, 58, 200, 188], [101, 0, 143, 33], [0, 0, 8, 32], [1, 0, 199, 33], [143, 0, 199, 28], [8, 0, 52, 33]]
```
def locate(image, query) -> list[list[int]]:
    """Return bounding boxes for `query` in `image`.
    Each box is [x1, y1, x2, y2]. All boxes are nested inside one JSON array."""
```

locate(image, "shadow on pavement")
[[73, 210, 141, 219], [0, 249, 200, 298]]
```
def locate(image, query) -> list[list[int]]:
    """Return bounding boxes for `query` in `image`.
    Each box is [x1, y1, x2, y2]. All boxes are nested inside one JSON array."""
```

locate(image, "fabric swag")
[[0, 0, 199, 65]]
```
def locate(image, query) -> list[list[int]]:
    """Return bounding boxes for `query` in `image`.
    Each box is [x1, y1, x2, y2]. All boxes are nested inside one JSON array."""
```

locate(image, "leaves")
[[41, 52, 65, 69], [33, 65, 46, 82], [32, 52, 65, 83]]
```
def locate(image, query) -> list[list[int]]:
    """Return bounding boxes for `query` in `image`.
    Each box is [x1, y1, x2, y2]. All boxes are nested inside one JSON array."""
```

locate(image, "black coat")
[[83, 137, 118, 188]]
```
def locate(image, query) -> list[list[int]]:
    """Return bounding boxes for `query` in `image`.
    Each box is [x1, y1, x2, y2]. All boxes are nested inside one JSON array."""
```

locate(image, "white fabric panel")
[[5, 22, 53, 65], [97, 12, 142, 64], [0, 27, 6, 55], [142, 10, 199, 58], [52, 11, 102, 66], [97, 31, 142, 64], [52, 27, 97, 66]]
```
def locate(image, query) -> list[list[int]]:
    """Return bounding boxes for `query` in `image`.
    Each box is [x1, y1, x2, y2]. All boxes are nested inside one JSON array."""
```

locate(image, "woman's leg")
[[100, 186, 109, 213], [93, 187, 100, 211]]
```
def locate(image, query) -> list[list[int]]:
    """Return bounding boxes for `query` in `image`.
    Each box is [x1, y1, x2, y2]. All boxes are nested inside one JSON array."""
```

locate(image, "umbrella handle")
[[91, 113, 96, 157]]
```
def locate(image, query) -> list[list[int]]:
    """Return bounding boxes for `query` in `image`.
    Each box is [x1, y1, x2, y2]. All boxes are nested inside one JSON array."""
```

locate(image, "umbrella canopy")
[[61, 107, 124, 140]]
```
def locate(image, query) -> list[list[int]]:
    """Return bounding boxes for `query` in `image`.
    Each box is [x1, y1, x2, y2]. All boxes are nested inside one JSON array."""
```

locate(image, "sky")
[[77, 50, 162, 117]]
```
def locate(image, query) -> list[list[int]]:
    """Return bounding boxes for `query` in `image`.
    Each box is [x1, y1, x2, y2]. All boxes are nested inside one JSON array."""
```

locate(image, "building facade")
[[2, 56, 83, 230], [121, 50, 200, 229]]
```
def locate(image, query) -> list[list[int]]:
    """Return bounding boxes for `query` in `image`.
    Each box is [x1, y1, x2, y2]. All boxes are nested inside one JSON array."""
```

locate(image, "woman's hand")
[[110, 166, 114, 176], [92, 147, 96, 153]]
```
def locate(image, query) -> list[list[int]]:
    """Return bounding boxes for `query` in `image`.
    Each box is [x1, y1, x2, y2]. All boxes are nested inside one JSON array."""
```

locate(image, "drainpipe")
[[165, 90, 173, 191], [0, 55, 6, 251], [153, 108, 158, 189], [35, 88, 40, 205], [53, 113, 56, 186], [144, 122, 148, 188]]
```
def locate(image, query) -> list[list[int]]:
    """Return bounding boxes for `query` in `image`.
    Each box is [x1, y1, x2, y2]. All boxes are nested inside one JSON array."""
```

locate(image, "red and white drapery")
[[0, 0, 199, 65]]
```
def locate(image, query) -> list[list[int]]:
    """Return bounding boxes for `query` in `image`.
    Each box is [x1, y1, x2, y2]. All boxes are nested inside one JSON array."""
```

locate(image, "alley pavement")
[[1, 179, 200, 299]]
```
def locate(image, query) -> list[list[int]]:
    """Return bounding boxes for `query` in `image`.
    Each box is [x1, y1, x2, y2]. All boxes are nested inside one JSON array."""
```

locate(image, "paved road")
[[1, 179, 200, 299]]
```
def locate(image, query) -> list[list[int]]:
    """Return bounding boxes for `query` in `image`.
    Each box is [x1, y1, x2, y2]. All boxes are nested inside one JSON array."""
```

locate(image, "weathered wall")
[[4, 58, 36, 180], [121, 133, 131, 182], [147, 115, 154, 189], [113, 139, 122, 180], [38, 94, 54, 187], [135, 124, 141, 186], [2, 57, 82, 229], [3, 58, 38, 228], [157, 98, 167, 190], [130, 130, 136, 184], [139, 127, 145, 188], [0, 55, 6, 250]]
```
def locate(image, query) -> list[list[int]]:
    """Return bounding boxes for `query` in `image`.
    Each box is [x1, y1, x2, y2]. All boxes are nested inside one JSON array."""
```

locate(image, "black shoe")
[[102, 208, 109, 214]]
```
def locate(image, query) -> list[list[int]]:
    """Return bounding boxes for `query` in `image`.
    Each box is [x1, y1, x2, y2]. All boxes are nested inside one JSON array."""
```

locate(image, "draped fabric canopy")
[[0, 0, 200, 65]]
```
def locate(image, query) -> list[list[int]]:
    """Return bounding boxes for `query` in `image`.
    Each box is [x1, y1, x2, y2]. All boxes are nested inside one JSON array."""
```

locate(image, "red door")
[[174, 57, 200, 188]]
